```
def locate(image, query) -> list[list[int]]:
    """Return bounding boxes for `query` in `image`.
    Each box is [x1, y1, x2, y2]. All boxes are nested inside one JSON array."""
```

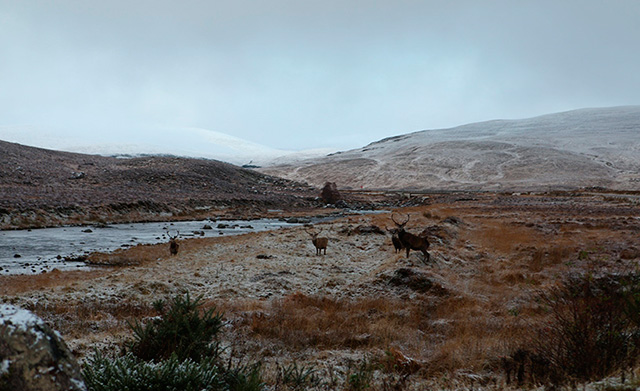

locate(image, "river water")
[[0, 218, 304, 275]]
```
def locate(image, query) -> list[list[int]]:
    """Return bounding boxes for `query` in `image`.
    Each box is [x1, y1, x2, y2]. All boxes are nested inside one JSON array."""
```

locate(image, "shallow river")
[[0, 218, 304, 275]]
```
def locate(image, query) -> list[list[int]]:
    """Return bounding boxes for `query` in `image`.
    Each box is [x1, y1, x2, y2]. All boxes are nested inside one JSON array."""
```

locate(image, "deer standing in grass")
[[168, 231, 180, 256], [391, 213, 430, 263], [306, 227, 328, 255], [386, 228, 404, 253]]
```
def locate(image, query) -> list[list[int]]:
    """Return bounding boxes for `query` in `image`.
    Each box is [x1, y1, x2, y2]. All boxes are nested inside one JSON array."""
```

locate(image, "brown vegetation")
[[0, 140, 318, 229], [2, 191, 640, 389]]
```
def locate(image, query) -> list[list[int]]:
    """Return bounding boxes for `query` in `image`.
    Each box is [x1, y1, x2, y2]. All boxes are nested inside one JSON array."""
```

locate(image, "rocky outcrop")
[[320, 182, 341, 204], [0, 304, 86, 390]]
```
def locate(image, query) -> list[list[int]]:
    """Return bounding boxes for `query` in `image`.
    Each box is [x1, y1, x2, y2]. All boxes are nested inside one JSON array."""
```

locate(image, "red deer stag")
[[168, 231, 180, 256], [305, 227, 328, 255], [386, 228, 404, 253], [391, 213, 430, 263]]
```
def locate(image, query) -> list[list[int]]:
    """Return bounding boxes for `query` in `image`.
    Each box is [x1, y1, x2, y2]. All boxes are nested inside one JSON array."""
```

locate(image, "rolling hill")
[[258, 106, 640, 191], [0, 140, 316, 229]]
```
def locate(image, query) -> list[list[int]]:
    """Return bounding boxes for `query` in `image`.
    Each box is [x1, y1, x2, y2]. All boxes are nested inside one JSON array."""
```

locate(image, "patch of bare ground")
[[2, 191, 640, 389]]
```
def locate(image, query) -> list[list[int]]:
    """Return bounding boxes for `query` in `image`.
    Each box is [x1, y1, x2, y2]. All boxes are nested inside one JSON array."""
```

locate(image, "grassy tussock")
[[87, 243, 168, 266]]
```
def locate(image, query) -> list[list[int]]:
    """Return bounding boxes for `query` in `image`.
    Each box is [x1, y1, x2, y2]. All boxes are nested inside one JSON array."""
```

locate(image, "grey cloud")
[[1, 0, 639, 150]]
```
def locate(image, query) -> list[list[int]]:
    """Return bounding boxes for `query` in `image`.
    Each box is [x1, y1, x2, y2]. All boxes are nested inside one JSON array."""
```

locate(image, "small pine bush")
[[84, 292, 264, 391], [83, 353, 224, 391], [126, 292, 223, 362]]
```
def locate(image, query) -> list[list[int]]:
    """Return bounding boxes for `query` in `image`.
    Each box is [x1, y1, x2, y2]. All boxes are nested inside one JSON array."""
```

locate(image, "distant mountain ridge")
[[259, 106, 640, 191]]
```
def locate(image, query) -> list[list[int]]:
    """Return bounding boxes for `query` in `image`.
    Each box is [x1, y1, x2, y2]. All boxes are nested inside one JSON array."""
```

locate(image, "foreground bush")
[[83, 353, 224, 391], [126, 292, 223, 362], [83, 292, 264, 391], [506, 272, 640, 386]]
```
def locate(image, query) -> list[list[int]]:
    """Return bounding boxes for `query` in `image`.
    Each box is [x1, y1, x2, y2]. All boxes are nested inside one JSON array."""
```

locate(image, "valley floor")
[[2, 191, 640, 390]]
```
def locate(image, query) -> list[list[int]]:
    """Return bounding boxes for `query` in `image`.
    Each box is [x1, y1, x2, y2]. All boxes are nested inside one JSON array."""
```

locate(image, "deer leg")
[[422, 250, 430, 264], [405, 248, 410, 258]]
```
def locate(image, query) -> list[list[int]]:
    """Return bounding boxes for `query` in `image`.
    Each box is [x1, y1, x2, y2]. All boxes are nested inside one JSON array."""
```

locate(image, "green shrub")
[[345, 358, 375, 391], [277, 362, 320, 390], [84, 292, 265, 391], [221, 362, 264, 391], [126, 293, 223, 362], [82, 352, 224, 391]]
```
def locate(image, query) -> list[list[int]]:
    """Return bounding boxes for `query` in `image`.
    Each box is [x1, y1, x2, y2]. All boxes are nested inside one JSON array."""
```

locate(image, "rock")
[[70, 171, 85, 180], [81, 229, 93, 233], [13, 254, 20, 258], [442, 216, 464, 226], [335, 200, 350, 209], [202, 224, 213, 230], [320, 182, 341, 204], [354, 225, 385, 235], [0, 304, 86, 390], [285, 217, 311, 224], [387, 268, 448, 295]]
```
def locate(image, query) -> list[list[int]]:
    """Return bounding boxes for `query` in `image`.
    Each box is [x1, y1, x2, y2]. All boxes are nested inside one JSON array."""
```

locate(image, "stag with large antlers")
[[305, 227, 328, 255], [167, 231, 180, 256], [391, 213, 430, 263]]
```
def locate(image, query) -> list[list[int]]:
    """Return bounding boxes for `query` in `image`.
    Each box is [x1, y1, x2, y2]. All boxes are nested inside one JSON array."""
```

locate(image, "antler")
[[391, 213, 410, 227], [167, 230, 180, 239]]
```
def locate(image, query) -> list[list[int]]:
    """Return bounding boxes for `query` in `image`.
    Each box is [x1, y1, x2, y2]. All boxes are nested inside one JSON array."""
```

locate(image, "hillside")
[[259, 106, 640, 191], [0, 140, 317, 229]]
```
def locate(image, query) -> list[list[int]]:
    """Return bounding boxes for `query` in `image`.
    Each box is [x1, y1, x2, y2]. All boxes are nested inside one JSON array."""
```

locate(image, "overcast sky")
[[1, 0, 639, 155]]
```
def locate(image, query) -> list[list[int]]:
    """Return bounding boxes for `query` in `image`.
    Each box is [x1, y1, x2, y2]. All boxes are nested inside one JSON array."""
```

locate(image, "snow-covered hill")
[[0, 125, 333, 166], [259, 106, 640, 191]]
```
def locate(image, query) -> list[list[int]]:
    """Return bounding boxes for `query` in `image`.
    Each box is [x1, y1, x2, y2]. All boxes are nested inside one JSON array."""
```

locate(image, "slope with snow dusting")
[[259, 106, 640, 191], [0, 125, 333, 166]]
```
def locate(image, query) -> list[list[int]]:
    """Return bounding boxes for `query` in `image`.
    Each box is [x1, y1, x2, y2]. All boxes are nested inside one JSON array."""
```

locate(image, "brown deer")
[[168, 231, 180, 256], [305, 227, 328, 255], [386, 228, 404, 253], [391, 213, 430, 263]]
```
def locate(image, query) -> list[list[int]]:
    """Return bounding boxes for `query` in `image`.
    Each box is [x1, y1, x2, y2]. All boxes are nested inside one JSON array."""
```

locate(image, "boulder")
[[0, 304, 86, 390], [320, 182, 341, 204]]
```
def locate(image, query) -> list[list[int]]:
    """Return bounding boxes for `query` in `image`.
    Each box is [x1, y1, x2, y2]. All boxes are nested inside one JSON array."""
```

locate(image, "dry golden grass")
[[29, 297, 156, 339], [86, 242, 168, 266], [248, 293, 426, 351], [466, 221, 541, 254], [0, 269, 108, 295]]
